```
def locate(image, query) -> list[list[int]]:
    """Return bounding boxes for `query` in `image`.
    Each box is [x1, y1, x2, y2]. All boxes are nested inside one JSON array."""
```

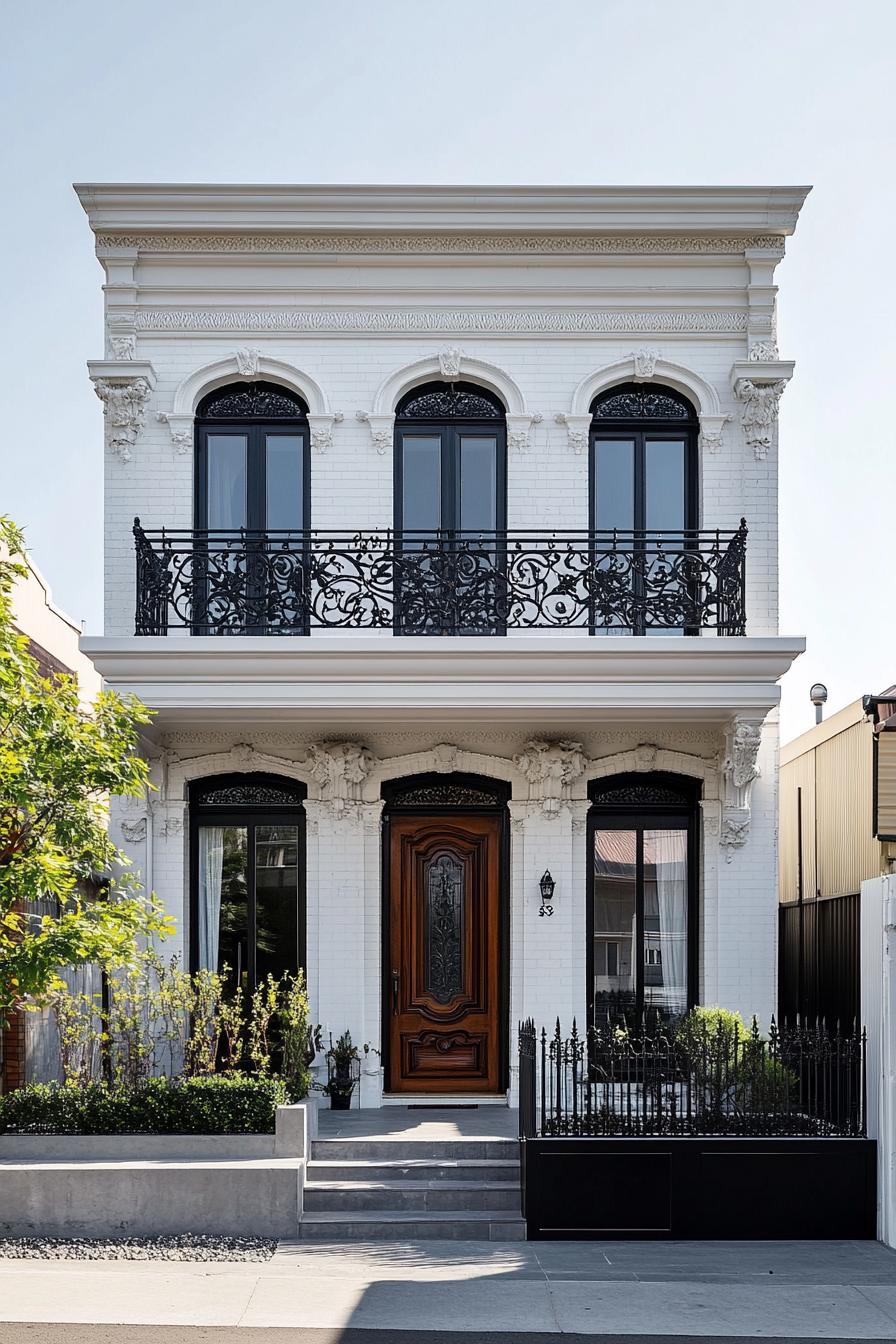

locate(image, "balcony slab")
[[80, 635, 804, 729]]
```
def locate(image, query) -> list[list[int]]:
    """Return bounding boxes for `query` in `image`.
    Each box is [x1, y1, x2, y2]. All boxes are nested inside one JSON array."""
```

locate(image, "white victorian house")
[[77, 183, 807, 1106]]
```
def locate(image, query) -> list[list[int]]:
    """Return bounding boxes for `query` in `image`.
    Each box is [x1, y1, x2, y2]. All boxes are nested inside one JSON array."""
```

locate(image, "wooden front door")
[[387, 812, 503, 1093]]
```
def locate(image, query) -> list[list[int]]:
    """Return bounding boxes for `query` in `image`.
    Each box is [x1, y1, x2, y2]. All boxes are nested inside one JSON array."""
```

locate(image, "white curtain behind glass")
[[646, 829, 688, 1016], [197, 826, 225, 971]]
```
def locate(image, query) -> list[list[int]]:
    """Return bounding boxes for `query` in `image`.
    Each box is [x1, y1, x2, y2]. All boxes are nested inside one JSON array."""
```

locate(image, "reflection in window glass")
[[265, 437, 303, 531], [207, 436, 247, 530], [255, 824, 300, 984], [593, 830, 637, 1020], [645, 440, 685, 532], [595, 440, 634, 532], [197, 825, 249, 983], [643, 829, 688, 1018], [459, 437, 497, 532], [402, 436, 441, 534]]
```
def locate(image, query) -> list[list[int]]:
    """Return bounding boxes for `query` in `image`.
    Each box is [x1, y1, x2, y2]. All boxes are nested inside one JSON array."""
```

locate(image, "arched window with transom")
[[194, 382, 310, 535], [393, 382, 507, 634], [587, 773, 699, 1028], [189, 773, 306, 992]]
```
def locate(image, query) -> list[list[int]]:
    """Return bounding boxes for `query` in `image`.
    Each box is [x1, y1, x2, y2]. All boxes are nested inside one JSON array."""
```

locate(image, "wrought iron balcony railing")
[[133, 518, 748, 637]]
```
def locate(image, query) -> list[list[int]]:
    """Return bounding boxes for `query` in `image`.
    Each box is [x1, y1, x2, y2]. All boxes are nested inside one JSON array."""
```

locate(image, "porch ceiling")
[[81, 634, 803, 734]]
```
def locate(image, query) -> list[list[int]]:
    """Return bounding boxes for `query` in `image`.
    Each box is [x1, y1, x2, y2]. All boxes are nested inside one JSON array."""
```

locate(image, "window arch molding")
[[569, 356, 721, 420], [160, 354, 336, 452], [372, 353, 527, 417]]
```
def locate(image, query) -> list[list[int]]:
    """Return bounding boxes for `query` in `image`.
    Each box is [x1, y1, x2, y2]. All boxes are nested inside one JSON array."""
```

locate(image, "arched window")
[[590, 383, 698, 537], [189, 772, 306, 991], [394, 382, 507, 634], [587, 773, 699, 1027], [195, 382, 309, 535]]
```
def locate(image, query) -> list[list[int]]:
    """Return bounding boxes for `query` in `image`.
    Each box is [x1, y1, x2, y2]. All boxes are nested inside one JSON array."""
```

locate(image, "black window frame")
[[188, 772, 307, 992], [194, 382, 311, 535], [586, 772, 700, 1029], [393, 381, 508, 636]]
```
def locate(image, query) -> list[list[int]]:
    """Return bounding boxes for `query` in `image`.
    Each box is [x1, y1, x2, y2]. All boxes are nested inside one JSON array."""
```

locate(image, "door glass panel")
[[593, 830, 637, 1022], [594, 439, 634, 532], [645, 440, 685, 532], [401, 436, 442, 536], [424, 852, 465, 1004], [207, 435, 247, 530], [459, 437, 497, 532], [198, 824, 248, 984], [265, 436, 304, 531], [643, 828, 688, 1021], [255, 823, 300, 983]]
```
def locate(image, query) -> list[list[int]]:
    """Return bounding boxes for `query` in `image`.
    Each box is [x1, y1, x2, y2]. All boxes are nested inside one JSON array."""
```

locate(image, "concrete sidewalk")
[[2, 1239, 896, 1337]]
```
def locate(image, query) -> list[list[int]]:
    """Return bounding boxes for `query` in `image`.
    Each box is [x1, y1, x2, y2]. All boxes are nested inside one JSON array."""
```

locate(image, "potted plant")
[[325, 1030, 361, 1110]]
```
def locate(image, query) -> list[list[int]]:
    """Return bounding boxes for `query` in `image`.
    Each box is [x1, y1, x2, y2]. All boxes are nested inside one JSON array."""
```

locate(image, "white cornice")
[[80, 636, 805, 725], [74, 184, 811, 236]]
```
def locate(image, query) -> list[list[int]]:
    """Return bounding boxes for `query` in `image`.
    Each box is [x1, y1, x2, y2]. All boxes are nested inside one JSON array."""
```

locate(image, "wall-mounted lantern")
[[539, 869, 556, 918]]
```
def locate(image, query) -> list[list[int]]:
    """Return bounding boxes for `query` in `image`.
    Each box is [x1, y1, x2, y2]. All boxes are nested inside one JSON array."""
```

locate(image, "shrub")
[[0, 1074, 288, 1136]]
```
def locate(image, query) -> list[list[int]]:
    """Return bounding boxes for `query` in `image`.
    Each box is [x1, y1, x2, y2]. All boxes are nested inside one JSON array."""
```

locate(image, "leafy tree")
[[0, 516, 172, 1028]]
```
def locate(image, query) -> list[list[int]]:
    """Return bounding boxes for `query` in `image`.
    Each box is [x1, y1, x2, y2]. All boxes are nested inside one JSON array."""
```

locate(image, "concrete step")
[[298, 1210, 527, 1241], [310, 1139, 518, 1162], [306, 1158, 520, 1184], [303, 1180, 521, 1213]]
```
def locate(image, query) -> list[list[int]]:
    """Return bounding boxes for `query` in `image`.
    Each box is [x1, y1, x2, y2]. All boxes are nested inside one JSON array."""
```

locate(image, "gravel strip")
[[0, 1234, 276, 1261]]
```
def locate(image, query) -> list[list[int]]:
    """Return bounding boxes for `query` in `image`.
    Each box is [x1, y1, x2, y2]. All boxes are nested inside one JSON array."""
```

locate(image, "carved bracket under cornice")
[[356, 411, 394, 456], [307, 742, 376, 817], [88, 360, 156, 463], [732, 359, 794, 460], [719, 715, 764, 860], [513, 739, 586, 818], [554, 413, 592, 455]]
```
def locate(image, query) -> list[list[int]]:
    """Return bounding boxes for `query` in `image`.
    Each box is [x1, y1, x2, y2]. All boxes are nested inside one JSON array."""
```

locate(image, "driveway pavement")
[[2, 1239, 896, 1337]]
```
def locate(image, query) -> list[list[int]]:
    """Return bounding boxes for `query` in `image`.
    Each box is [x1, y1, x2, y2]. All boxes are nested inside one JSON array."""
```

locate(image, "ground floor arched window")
[[188, 773, 306, 990], [587, 773, 699, 1028]]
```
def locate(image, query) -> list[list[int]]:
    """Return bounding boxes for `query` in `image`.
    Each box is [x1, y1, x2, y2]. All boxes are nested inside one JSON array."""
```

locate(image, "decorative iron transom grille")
[[397, 382, 504, 419], [194, 780, 305, 807], [197, 383, 308, 419], [389, 784, 504, 808], [591, 386, 693, 420], [591, 783, 691, 807]]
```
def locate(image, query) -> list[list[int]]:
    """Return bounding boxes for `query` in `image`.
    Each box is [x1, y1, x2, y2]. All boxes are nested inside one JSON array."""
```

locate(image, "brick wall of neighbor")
[[82, 188, 804, 1095]]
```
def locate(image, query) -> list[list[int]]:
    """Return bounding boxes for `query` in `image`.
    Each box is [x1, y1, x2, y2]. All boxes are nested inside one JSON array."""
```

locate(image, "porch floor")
[[317, 1106, 519, 1142]]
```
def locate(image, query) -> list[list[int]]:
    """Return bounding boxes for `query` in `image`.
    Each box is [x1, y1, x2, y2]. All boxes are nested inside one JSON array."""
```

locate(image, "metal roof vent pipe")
[[810, 682, 828, 725]]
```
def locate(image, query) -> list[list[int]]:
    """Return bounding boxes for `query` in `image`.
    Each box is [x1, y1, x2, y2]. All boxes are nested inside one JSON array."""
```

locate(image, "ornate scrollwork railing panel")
[[133, 520, 747, 636]]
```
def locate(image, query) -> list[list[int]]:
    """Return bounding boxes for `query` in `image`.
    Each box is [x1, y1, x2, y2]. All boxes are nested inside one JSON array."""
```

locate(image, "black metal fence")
[[518, 1017, 866, 1140], [133, 519, 748, 636]]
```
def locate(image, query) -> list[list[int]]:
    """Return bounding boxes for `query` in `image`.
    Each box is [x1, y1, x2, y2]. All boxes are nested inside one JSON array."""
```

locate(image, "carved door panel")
[[388, 813, 502, 1093]]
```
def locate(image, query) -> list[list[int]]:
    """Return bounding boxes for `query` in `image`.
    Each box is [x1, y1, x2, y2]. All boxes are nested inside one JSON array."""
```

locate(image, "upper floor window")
[[195, 382, 309, 534], [395, 382, 506, 537], [590, 383, 698, 536]]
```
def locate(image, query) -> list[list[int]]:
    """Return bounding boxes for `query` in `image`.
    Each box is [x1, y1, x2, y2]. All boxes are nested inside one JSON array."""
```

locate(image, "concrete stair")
[[301, 1136, 525, 1240]]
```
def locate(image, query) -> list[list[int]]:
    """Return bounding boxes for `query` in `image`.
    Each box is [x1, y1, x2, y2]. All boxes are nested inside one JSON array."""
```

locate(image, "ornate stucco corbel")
[[719, 716, 764, 860], [308, 742, 376, 818], [698, 413, 733, 455], [554, 413, 592, 455], [355, 411, 395, 456], [88, 360, 157, 464], [513, 739, 586, 819], [731, 359, 794, 460], [506, 412, 543, 455], [157, 411, 193, 454], [308, 412, 344, 454]]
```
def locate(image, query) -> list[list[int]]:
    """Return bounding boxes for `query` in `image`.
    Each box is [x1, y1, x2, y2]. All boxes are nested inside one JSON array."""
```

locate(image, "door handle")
[[391, 969, 400, 1015]]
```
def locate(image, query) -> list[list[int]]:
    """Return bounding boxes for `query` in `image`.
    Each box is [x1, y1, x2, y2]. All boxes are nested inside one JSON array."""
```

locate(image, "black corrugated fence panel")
[[778, 893, 860, 1028]]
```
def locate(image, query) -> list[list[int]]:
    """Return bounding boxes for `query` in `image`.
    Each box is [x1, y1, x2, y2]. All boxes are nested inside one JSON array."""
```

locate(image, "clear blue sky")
[[1, 0, 893, 740]]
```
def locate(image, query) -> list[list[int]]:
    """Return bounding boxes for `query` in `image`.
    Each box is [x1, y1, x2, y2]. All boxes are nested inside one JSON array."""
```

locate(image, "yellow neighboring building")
[[778, 687, 896, 1025]]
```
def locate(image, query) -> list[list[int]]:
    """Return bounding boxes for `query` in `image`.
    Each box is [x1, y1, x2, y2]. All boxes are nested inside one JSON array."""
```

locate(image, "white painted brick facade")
[[81, 186, 806, 1101]]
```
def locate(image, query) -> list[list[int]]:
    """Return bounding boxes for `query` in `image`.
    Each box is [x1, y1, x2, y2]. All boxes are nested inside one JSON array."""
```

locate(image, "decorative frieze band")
[[132, 309, 749, 336], [97, 232, 784, 256]]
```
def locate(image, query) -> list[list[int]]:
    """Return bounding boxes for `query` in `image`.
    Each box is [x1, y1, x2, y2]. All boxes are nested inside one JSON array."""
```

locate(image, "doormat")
[[407, 1104, 478, 1110]]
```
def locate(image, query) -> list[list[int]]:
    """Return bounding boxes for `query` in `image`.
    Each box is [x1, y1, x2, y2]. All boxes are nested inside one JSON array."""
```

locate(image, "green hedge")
[[0, 1074, 289, 1135]]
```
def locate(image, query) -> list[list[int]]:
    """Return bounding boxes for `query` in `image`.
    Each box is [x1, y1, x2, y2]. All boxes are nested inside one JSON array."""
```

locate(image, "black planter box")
[[522, 1136, 877, 1240]]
